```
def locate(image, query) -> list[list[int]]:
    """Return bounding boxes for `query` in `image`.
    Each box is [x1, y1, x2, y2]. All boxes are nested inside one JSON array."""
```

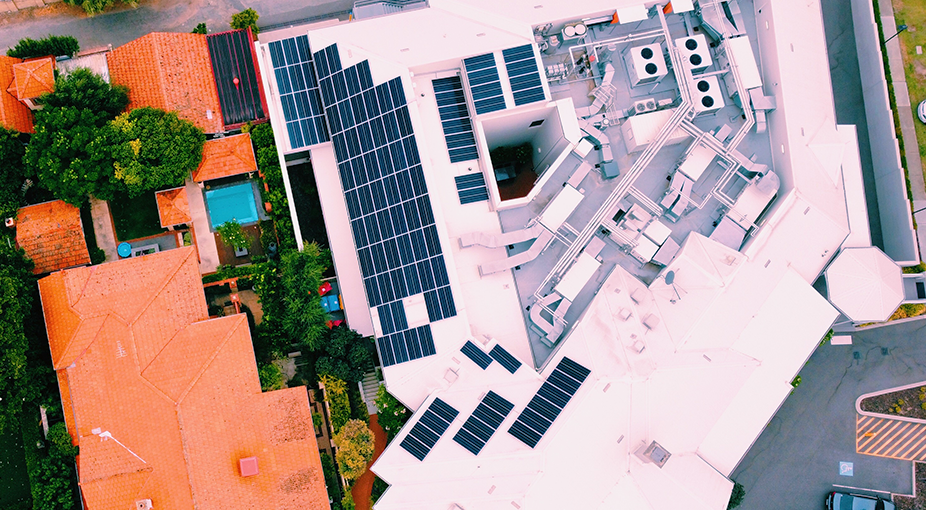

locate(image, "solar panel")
[[314, 44, 457, 368], [463, 53, 506, 115], [208, 30, 266, 127], [502, 44, 546, 106], [454, 173, 488, 205], [489, 344, 521, 374], [508, 357, 590, 448], [453, 391, 514, 455], [268, 35, 329, 149], [461, 340, 492, 369], [432, 76, 479, 163], [400, 397, 459, 461]]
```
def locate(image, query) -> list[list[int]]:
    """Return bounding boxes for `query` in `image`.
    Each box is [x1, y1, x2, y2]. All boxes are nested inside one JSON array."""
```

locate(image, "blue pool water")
[[205, 183, 259, 228]]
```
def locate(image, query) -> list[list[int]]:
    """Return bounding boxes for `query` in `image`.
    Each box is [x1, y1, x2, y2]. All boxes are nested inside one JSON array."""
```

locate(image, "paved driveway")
[[733, 319, 926, 509], [0, 0, 352, 53]]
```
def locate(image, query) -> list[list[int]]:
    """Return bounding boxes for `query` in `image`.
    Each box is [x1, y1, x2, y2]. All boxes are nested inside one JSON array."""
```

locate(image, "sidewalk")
[[185, 178, 220, 274], [89, 197, 118, 261], [880, 0, 926, 258]]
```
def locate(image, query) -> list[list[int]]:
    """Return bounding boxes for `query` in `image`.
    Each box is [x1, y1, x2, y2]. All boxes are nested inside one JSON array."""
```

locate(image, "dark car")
[[826, 491, 895, 510]]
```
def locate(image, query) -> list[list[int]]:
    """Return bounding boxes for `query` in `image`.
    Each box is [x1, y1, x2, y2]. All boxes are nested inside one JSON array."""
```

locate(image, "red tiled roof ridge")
[[8, 57, 54, 100]]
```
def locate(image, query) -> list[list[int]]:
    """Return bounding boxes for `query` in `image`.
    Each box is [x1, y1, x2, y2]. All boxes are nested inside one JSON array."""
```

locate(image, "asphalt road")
[[733, 318, 926, 509], [0, 0, 352, 53]]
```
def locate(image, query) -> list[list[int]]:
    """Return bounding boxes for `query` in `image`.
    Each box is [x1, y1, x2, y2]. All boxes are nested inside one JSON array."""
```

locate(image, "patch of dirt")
[[0, 2, 85, 26], [915, 60, 926, 80], [861, 385, 926, 419]]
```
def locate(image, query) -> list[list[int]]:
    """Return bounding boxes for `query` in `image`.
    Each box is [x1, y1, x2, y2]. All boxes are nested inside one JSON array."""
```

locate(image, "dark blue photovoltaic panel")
[[454, 173, 488, 205], [508, 357, 590, 448], [463, 53, 505, 115], [268, 35, 329, 149], [453, 391, 514, 455], [432, 77, 478, 163], [400, 397, 459, 461], [489, 344, 521, 374], [460, 341, 492, 369], [502, 44, 545, 106], [313, 44, 457, 368]]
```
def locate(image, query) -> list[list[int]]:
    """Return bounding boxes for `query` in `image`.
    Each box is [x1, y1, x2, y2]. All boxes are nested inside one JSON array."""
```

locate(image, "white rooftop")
[[825, 246, 904, 322]]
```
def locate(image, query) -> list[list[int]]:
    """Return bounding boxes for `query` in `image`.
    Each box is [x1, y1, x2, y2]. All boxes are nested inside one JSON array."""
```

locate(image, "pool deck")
[[186, 178, 220, 273]]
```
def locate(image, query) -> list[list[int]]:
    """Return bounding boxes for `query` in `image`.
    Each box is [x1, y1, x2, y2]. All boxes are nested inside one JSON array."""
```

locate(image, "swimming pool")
[[205, 182, 259, 229]]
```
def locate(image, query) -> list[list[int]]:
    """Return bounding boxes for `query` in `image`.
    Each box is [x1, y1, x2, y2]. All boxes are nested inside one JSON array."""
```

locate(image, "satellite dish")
[[665, 271, 675, 285]]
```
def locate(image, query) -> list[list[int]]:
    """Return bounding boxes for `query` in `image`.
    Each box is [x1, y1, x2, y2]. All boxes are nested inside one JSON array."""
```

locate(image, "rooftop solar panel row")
[[400, 397, 459, 461], [208, 30, 267, 128], [268, 35, 329, 149], [432, 76, 479, 163], [454, 174, 489, 205], [463, 53, 506, 115], [453, 391, 514, 455], [313, 44, 457, 367], [489, 344, 521, 374], [502, 44, 546, 106], [508, 357, 590, 448], [461, 340, 492, 369]]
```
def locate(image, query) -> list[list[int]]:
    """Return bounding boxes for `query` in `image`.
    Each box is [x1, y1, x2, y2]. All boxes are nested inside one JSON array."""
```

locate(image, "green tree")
[[46, 422, 78, 459], [332, 419, 375, 481], [0, 127, 27, 220], [62, 0, 130, 15], [7, 35, 80, 59], [320, 453, 342, 503], [217, 220, 250, 250], [321, 375, 350, 433], [341, 493, 356, 510], [314, 327, 374, 384], [258, 362, 285, 391], [192, 23, 208, 34], [374, 385, 409, 442], [727, 481, 745, 509], [39, 68, 128, 116], [0, 245, 38, 434], [30, 456, 76, 510], [280, 244, 328, 351], [231, 8, 260, 34], [107, 107, 205, 196]]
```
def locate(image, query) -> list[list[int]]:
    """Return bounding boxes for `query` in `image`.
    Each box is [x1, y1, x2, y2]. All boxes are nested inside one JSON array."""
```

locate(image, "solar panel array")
[[461, 340, 492, 369], [489, 344, 521, 374], [312, 44, 457, 367], [453, 391, 515, 455], [432, 76, 479, 163], [508, 357, 590, 448], [400, 397, 459, 461], [207, 30, 266, 127], [463, 53, 506, 115], [502, 44, 546, 106], [268, 36, 329, 149], [454, 174, 489, 205]]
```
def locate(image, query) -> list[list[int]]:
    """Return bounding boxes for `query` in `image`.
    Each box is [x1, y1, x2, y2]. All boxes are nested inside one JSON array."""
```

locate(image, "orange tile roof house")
[[39, 247, 329, 510], [16, 200, 91, 275], [155, 187, 192, 227], [107, 33, 224, 134], [0, 55, 40, 133], [192, 133, 258, 182], [9, 56, 55, 108]]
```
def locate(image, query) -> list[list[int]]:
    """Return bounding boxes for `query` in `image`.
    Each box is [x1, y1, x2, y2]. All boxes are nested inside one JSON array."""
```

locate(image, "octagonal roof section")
[[155, 187, 192, 227], [192, 133, 257, 182], [9, 56, 55, 100], [825, 247, 903, 322]]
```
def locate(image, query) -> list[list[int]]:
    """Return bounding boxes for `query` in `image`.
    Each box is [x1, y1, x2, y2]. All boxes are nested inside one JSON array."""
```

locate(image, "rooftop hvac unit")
[[135, 500, 153, 510], [674, 34, 713, 73], [562, 22, 588, 40], [691, 76, 725, 114], [624, 44, 667, 87], [631, 98, 658, 115]]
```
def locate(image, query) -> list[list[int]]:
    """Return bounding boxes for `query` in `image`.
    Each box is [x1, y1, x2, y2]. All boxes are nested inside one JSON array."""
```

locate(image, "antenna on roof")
[[663, 270, 682, 304]]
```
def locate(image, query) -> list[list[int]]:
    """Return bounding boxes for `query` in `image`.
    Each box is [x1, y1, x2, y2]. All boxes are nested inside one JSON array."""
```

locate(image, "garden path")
[[352, 415, 387, 510], [89, 197, 118, 261]]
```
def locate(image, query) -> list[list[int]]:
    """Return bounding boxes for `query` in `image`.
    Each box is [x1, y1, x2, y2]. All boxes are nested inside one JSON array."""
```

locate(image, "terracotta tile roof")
[[192, 133, 257, 182], [8, 56, 55, 100], [155, 187, 191, 227], [107, 33, 223, 133], [16, 200, 91, 275], [37, 247, 329, 510], [0, 55, 34, 133]]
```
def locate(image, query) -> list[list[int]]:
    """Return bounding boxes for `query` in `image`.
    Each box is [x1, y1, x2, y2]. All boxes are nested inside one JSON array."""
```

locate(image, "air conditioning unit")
[[691, 76, 725, 114], [4, 217, 13, 228], [675, 34, 713, 73], [631, 98, 658, 115], [135, 500, 153, 510], [624, 44, 668, 87]]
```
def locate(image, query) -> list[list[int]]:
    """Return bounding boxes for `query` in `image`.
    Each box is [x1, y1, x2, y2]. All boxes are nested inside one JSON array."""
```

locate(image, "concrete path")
[[89, 197, 118, 262], [185, 179, 220, 274], [880, 0, 926, 259]]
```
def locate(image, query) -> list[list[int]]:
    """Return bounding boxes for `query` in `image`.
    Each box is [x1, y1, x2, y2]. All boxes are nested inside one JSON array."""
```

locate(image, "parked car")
[[825, 491, 895, 510], [918, 99, 926, 124]]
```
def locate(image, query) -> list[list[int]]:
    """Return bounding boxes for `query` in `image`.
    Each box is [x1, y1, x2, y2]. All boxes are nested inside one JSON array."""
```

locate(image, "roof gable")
[[192, 133, 258, 182], [0, 55, 34, 133], [9, 56, 55, 100]]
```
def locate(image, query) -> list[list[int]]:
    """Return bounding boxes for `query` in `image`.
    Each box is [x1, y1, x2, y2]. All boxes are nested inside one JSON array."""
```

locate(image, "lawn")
[[109, 192, 167, 242], [893, 0, 926, 170], [0, 420, 32, 509]]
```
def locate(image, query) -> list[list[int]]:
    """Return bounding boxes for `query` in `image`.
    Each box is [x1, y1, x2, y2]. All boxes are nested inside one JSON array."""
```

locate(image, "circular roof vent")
[[685, 38, 698, 51], [690, 54, 702, 66], [697, 80, 711, 92], [641, 47, 654, 59], [645, 63, 658, 75], [574, 23, 587, 36], [701, 96, 714, 108]]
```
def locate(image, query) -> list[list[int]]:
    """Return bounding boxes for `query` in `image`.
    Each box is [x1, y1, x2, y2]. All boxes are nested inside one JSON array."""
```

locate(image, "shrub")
[[341, 493, 356, 510], [332, 419, 375, 481], [217, 220, 251, 250], [374, 385, 409, 442], [320, 453, 342, 503], [258, 362, 285, 391], [727, 481, 745, 509], [7, 35, 79, 59], [371, 476, 389, 503], [192, 23, 207, 34], [312, 411, 323, 432], [231, 8, 260, 34], [321, 375, 351, 433], [62, 0, 131, 15], [790, 375, 801, 388], [280, 244, 328, 351], [46, 423, 78, 459]]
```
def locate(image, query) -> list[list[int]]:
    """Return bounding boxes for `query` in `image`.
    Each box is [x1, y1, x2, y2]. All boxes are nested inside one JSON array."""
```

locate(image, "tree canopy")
[[280, 244, 329, 351], [0, 245, 37, 434], [231, 8, 260, 34], [7, 35, 79, 59], [38, 68, 128, 117], [0, 127, 27, 220], [217, 220, 250, 250], [314, 327, 374, 384], [374, 385, 409, 442], [107, 107, 205, 196], [332, 419, 375, 481]]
